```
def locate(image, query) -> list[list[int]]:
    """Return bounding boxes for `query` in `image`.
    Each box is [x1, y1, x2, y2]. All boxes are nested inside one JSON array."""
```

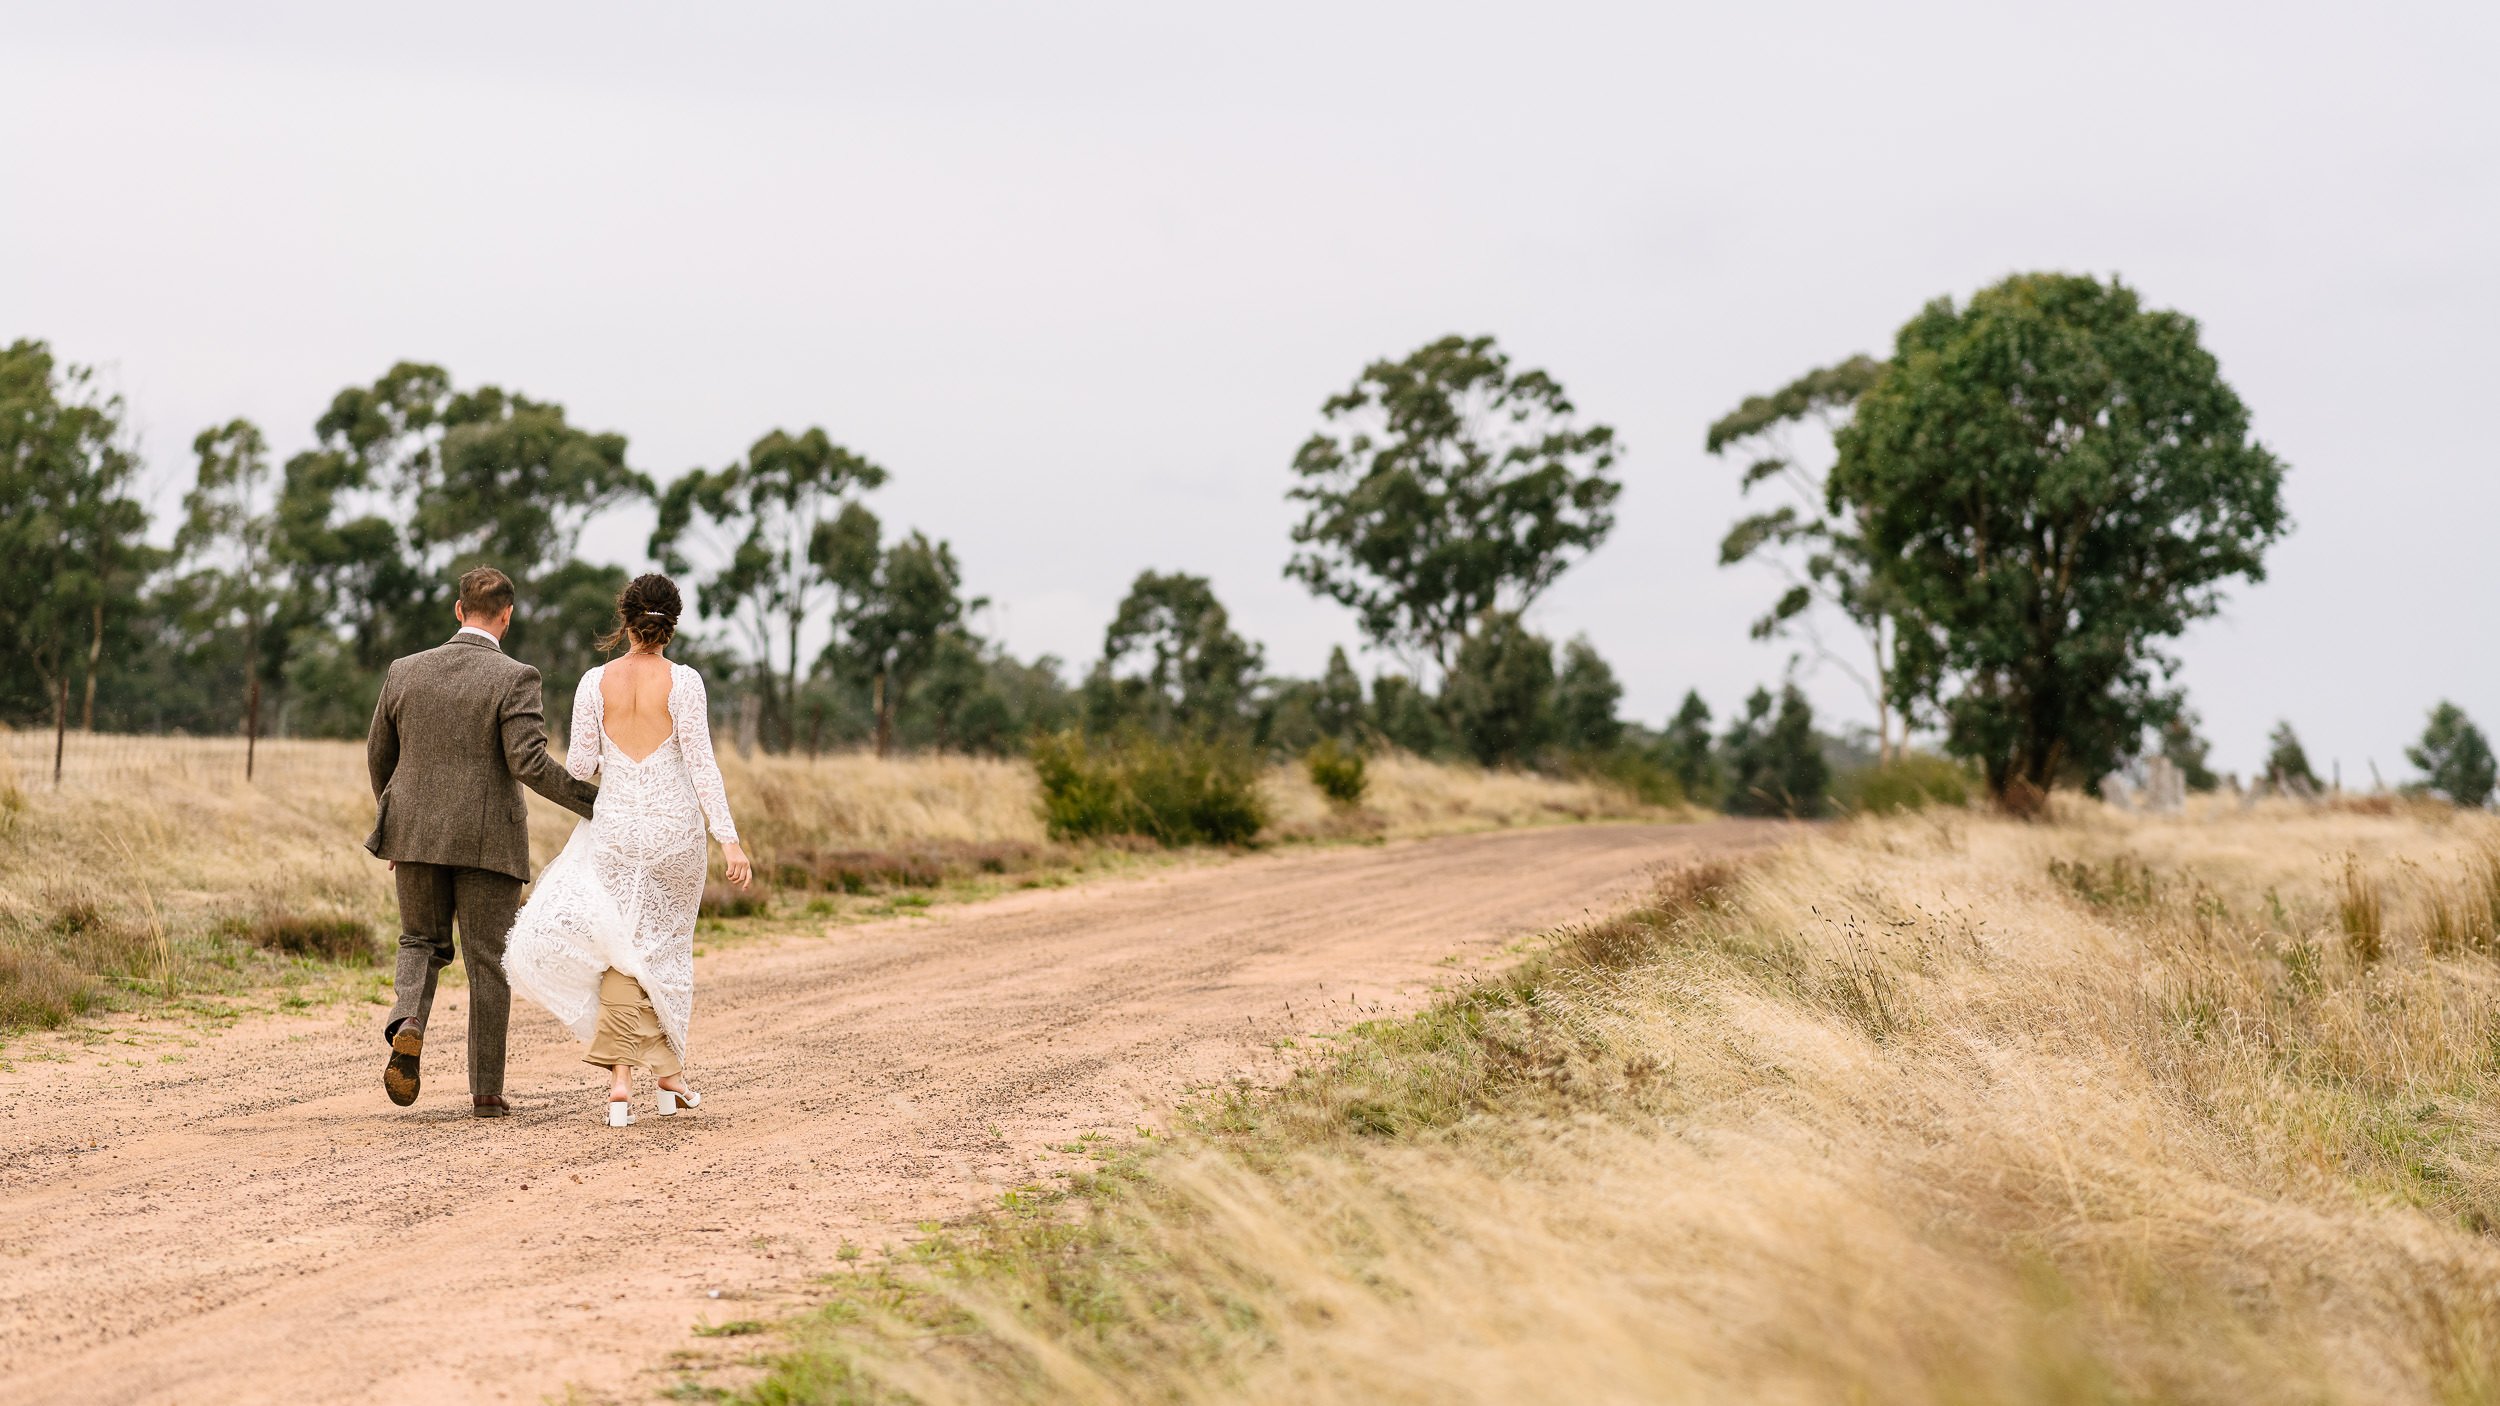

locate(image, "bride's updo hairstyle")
[[597, 573, 682, 654]]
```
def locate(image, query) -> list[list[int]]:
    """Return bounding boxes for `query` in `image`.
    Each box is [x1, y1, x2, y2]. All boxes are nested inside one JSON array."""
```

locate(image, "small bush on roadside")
[[0, 943, 99, 1031], [46, 895, 157, 978], [1304, 738, 1369, 807], [219, 910, 377, 963], [1838, 753, 1974, 814], [1566, 747, 1685, 808], [700, 881, 765, 919], [775, 841, 1050, 894], [1031, 730, 1267, 847]]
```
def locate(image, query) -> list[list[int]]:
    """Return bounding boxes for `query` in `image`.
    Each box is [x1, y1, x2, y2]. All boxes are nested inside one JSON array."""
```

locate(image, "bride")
[[505, 573, 752, 1127]]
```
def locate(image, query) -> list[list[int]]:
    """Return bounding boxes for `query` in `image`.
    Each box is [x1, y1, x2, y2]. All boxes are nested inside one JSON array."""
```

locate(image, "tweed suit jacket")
[[364, 632, 599, 882]]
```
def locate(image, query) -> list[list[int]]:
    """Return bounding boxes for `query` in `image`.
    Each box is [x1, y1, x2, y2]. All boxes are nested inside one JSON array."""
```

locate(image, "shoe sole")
[[384, 1030, 423, 1107]]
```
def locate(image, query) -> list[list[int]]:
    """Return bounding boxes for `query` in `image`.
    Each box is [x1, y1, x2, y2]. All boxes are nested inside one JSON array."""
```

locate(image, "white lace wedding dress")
[[505, 662, 738, 1062]]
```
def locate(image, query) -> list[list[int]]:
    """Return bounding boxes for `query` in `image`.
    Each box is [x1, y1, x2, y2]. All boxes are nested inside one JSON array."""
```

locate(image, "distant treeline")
[[5, 272, 2491, 810]]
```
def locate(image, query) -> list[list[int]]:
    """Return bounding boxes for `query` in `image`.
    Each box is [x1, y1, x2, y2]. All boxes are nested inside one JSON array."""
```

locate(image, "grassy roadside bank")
[[0, 737, 1679, 1043], [722, 802, 2500, 1405]]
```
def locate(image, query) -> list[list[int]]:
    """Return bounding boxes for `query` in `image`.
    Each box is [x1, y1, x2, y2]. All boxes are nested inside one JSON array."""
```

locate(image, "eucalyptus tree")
[[2409, 703, 2496, 808], [827, 528, 978, 756], [1833, 274, 2290, 809], [1720, 685, 1828, 818], [0, 340, 149, 751], [1442, 611, 1555, 767], [1552, 636, 1624, 753], [176, 419, 287, 768], [1658, 690, 1718, 804], [1286, 335, 1620, 678], [1098, 571, 1265, 738], [651, 427, 887, 750], [1706, 355, 1902, 760], [2264, 722, 2320, 793], [306, 362, 648, 662]]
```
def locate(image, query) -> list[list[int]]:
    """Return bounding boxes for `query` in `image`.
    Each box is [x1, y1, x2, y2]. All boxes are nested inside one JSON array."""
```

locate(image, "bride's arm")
[[566, 667, 603, 782], [673, 668, 740, 846]]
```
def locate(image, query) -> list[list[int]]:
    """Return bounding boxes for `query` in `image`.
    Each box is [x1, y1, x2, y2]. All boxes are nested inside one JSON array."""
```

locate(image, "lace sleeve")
[[672, 665, 739, 845], [567, 666, 603, 781]]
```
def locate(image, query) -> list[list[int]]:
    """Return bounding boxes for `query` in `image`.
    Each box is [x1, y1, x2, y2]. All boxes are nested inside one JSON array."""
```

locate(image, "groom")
[[365, 565, 599, 1116]]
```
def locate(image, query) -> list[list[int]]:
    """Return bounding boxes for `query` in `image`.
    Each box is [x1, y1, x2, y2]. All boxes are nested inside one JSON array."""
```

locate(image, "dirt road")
[[0, 821, 1772, 1405]]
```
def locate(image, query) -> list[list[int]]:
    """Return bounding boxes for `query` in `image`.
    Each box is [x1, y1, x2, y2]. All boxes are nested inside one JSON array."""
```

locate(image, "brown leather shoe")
[[384, 1026, 423, 1106], [472, 1095, 512, 1118]]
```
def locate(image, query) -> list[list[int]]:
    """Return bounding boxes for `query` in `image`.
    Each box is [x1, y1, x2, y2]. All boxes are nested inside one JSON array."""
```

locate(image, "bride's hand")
[[722, 842, 752, 891]]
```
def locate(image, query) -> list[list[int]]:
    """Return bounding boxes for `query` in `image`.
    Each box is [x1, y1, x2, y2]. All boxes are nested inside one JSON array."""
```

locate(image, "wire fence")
[[0, 728, 369, 792]]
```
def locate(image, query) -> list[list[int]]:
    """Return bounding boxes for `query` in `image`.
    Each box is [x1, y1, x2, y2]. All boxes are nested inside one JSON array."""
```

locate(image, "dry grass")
[[745, 803, 2500, 1406], [0, 730, 1666, 1036], [1263, 750, 1685, 841]]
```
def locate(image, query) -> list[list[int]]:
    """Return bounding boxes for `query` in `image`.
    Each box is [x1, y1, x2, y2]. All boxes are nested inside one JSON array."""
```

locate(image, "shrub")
[[231, 911, 377, 963], [1567, 746, 1685, 808], [0, 944, 99, 1031], [1305, 738, 1369, 807], [1838, 753, 1973, 814], [774, 842, 1048, 894], [2338, 855, 2384, 965], [700, 881, 765, 919], [1031, 731, 1267, 847], [47, 896, 157, 978]]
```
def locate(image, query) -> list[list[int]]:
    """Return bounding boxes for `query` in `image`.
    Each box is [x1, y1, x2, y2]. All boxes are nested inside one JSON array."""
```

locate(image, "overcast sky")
[[4, 1, 2491, 779]]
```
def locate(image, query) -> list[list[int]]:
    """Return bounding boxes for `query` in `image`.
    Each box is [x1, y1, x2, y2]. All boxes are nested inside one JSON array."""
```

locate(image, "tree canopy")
[[825, 526, 977, 756], [1720, 685, 1828, 818], [1286, 335, 1619, 677], [1833, 273, 2290, 806], [1093, 571, 1264, 739], [1442, 611, 1555, 767], [2409, 702, 2496, 808], [0, 340, 150, 732], [1707, 355, 1902, 760], [653, 426, 886, 750]]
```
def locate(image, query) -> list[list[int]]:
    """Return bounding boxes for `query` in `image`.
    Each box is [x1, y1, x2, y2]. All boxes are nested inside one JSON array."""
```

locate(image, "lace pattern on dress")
[[504, 661, 739, 1061]]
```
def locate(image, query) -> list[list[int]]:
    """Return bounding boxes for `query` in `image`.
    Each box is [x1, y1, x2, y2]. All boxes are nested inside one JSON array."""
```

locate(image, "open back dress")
[[504, 662, 738, 1061]]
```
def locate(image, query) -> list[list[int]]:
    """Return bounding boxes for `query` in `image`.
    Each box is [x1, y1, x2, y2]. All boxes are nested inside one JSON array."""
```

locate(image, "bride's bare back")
[[599, 652, 675, 761]]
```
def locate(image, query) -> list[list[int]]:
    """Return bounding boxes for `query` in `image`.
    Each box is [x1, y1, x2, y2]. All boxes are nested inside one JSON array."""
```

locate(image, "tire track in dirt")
[[0, 821, 1776, 1405]]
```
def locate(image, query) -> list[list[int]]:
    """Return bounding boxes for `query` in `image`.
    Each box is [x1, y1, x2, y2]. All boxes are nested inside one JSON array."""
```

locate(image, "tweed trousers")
[[385, 861, 526, 1099]]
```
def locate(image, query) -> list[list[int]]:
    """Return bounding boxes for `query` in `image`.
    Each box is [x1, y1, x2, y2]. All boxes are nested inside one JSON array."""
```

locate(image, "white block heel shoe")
[[657, 1087, 702, 1116], [607, 1098, 633, 1127]]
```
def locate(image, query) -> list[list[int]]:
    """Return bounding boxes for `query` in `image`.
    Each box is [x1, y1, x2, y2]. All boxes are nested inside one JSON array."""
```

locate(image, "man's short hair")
[[457, 565, 515, 620]]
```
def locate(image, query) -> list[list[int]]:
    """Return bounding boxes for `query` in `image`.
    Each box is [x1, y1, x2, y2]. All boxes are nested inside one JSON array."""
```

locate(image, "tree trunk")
[[81, 600, 103, 732], [784, 611, 803, 755], [872, 670, 892, 758], [245, 622, 263, 781], [53, 671, 69, 787], [245, 676, 262, 782]]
